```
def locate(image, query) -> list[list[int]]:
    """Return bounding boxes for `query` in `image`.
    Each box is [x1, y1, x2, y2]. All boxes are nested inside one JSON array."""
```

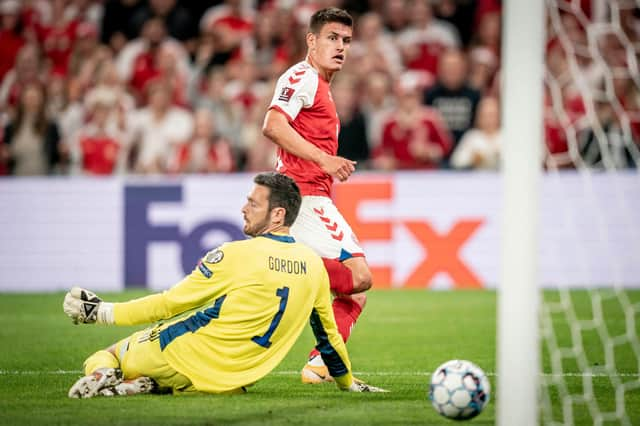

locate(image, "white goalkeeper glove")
[[347, 382, 389, 393], [63, 287, 114, 325]]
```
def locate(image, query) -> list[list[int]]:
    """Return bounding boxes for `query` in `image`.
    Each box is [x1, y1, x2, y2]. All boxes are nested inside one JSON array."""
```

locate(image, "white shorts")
[[290, 196, 364, 261]]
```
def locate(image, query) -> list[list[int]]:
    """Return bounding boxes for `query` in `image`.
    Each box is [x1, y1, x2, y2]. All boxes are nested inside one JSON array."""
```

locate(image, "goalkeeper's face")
[[242, 184, 273, 237], [307, 22, 352, 73]]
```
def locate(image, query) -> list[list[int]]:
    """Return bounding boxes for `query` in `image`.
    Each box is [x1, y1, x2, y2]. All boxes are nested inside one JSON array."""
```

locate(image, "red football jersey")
[[80, 135, 119, 175], [268, 61, 339, 197]]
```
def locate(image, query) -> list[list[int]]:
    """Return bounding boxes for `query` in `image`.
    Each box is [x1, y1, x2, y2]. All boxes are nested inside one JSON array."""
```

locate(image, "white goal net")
[[540, 0, 640, 424]]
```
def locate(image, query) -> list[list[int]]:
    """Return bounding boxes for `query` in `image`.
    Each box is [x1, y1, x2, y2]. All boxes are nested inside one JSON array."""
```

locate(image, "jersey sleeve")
[[308, 265, 354, 390], [112, 245, 232, 325], [268, 68, 318, 122]]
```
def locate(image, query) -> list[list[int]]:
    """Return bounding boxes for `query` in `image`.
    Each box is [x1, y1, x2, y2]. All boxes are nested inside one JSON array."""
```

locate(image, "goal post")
[[498, 1, 545, 425]]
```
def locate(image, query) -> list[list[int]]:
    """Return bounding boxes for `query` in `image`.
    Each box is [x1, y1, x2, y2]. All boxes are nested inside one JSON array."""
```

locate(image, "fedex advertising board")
[[0, 172, 638, 292]]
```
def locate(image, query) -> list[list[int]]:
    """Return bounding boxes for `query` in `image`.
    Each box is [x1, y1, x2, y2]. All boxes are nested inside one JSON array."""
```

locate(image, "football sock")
[[321, 258, 354, 294], [309, 295, 364, 361], [83, 350, 119, 375], [332, 295, 364, 342]]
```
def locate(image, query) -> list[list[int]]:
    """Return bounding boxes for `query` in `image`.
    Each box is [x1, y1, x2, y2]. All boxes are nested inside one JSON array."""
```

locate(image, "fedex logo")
[[334, 180, 486, 289], [124, 185, 244, 287], [123, 179, 488, 289]]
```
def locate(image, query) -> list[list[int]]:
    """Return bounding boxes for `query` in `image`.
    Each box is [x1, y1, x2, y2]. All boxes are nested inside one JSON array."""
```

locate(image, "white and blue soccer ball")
[[428, 359, 491, 421]]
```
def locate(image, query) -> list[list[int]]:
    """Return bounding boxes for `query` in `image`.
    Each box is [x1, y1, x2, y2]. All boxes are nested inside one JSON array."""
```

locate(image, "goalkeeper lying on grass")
[[63, 172, 386, 398]]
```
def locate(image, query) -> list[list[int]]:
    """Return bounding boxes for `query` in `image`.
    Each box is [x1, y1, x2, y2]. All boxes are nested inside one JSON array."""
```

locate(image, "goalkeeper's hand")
[[347, 382, 389, 393], [63, 287, 113, 324]]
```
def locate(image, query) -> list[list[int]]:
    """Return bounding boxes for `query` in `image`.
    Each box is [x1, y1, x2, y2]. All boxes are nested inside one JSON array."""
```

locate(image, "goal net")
[[540, 0, 640, 424]]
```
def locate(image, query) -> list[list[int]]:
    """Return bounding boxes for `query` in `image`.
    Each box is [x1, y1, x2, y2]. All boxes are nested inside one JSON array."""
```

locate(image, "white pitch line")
[[1, 370, 639, 378]]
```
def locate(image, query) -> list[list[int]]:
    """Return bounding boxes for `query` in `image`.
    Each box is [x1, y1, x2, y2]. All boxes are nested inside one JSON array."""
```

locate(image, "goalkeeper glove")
[[63, 287, 114, 325]]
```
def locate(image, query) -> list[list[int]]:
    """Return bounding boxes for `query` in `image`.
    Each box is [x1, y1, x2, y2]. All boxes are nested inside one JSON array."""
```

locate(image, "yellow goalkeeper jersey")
[[112, 233, 353, 393]]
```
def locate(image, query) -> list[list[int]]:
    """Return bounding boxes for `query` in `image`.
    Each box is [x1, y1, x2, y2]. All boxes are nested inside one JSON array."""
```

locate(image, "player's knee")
[[106, 343, 117, 356], [352, 269, 372, 292], [350, 292, 367, 309]]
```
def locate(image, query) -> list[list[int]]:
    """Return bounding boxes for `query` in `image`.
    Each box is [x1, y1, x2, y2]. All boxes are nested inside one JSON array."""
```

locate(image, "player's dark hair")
[[254, 172, 302, 227], [309, 7, 353, 34]]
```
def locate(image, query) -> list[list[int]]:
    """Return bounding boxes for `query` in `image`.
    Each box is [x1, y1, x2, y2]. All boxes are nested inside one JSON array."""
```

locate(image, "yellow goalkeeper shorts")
[[114, 328, 195, 394]]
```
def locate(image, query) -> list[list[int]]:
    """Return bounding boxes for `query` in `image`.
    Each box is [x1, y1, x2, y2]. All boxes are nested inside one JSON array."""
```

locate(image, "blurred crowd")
[[0, 0, 637, 176]]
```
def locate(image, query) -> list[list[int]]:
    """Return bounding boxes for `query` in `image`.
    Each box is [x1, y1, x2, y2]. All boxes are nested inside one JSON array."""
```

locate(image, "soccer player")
[[262, 7, 372, 383], [63, 172, 384, 398]]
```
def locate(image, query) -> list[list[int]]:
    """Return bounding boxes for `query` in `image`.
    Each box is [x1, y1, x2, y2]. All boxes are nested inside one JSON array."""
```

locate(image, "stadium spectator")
[[128, 0, 196, 42], [0, 0, 26, 83], [154, 43, 190, 107], [241, 9, 289, 81], [577, 78, 640, 169], [58, 77, 87, 156], [127, 81, 193, 174], [91, 58, 137, 119], [100, 0, 146, 53], [360, 71, 394, 151], [396, 0, 460, 84], [270, 6, 307, 68], [241, 85, 278, 172], [468, 46, 498, 94], [192, 66, 244, 153], [334, 74, 370, 168], [424, 48, 481, 164], [200, 0, 254, 38], [63, 172, 385, 397], [169, 108, 235, 174], [262, 7, 374, 385], [374, 72, 452, 170], [0, 43, 46, 112], [382, 0, 408, 34], [349, 12, 403, 78], [72, 93, 126, 175], [59, 59, 133, 157], [37, 0, 82, 77], [199, 0, 255, 68], [224, 58, 268, 117], [115, 17, 188, 104], [470, 10, 501, 58], [450, 96, 501, 170], [18, 0, 55, 43], [543, 85, 585, 170], [432, 0, 477, 47], [1, 81, 60, 175], [67, 21, 102, 79]]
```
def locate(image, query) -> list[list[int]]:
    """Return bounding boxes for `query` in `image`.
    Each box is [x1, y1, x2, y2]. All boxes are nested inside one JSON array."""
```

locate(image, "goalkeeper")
[[63, 172, 385, 398]]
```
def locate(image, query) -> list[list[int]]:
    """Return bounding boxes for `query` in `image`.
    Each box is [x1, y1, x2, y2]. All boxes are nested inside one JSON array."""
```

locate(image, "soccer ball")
[[428, 359, 491, 420]]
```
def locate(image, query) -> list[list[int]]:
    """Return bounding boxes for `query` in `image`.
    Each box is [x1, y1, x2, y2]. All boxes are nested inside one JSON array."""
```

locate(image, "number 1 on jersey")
[[252, 287, 289, 348]]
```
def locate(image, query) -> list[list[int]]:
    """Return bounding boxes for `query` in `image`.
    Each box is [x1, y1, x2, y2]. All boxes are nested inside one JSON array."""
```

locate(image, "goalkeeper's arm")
[[63, 284, 206, 326], [62, 254, 232, 326]]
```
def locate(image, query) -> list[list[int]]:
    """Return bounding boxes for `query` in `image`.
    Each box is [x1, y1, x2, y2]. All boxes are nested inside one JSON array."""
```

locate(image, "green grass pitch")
[[1, 290, 638, 425]]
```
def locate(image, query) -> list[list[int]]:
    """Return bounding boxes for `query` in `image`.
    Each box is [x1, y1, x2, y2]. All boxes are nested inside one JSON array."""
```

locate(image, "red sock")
[[321, 258, 354, 294], [309, 296, 364, 359]]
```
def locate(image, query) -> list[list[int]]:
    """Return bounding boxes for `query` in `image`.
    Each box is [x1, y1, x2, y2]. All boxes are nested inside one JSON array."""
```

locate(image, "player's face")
[[308, 22, 352, 73], [242, 184, 272, 237]]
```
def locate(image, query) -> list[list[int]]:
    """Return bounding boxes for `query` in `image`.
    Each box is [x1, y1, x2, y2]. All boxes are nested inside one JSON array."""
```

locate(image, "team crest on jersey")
[[204, 249, 224, 264], [278, 87, 295, 102]]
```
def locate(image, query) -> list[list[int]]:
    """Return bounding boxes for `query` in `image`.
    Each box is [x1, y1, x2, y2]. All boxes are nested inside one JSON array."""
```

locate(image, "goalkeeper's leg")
[[69, 349, 124, 399], [69, 336, 160, 398]]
